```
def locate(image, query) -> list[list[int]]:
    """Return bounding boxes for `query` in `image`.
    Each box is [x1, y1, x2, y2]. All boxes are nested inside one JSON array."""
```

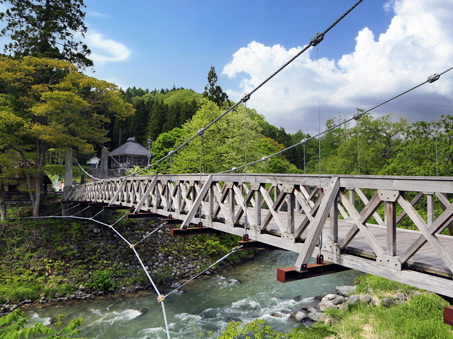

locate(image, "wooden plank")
[[397, 195, 453, 273], [356, 188, 383, 224], [294, 177, 340, 270], [180, 176, 213, 228], [386, 201, 397, 256], [260, 187, 286, 233], [134, 177, 157, 213]]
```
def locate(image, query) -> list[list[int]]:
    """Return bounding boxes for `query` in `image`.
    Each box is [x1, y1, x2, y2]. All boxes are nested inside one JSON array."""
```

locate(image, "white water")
[[26, 251, 361, 338]]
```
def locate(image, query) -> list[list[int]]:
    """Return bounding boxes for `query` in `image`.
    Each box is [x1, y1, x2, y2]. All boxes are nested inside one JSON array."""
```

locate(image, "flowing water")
[[26, 251, 362, 338]]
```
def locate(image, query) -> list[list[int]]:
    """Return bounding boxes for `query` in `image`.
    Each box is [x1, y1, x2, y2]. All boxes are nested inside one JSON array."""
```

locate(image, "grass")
[[213, 274, 453, 339]]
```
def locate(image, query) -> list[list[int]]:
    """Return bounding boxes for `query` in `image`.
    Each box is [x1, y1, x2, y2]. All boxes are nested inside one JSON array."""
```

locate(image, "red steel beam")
[[277, 262, 350, 283], [170, 226, 221, 236], [445, 306, 453, 326], [126, 212, 159, 219], [238, 240, 284, 251]]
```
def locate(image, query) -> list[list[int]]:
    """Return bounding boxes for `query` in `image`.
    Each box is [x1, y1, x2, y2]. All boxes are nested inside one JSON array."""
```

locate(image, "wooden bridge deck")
[[67, 173, 453, 298]]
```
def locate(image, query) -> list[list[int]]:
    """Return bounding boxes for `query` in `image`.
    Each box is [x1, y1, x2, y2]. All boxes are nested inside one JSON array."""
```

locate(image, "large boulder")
[[289, 311, 308, 322], [336, 285, 356, 297]]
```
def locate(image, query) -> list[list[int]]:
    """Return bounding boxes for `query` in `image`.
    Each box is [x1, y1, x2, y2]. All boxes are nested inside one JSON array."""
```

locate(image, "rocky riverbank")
[[282, 284, 423, 326], [0, 209, 253, 314]]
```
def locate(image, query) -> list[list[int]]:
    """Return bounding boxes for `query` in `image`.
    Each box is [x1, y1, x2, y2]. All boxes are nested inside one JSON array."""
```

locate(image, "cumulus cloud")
[[223, 0, 453, 134], [85, 31, 131, 66]]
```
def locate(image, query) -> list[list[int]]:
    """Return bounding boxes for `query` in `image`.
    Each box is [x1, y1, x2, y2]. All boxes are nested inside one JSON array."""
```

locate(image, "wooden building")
[[108, 137, 149, 175]]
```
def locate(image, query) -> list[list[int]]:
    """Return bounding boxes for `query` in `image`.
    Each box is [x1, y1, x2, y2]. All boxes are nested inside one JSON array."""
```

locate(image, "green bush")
[[85, 269, 115, 292]]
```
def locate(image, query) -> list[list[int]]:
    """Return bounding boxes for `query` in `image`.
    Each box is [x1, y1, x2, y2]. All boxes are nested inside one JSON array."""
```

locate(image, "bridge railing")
[[67, 173, 453, 295]]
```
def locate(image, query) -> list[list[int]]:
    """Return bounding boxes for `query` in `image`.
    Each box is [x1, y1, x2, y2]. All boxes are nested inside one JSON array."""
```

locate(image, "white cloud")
[[87, 11, 111, 18], [223, 0, 453, 134], [85, 31, 131, 66]]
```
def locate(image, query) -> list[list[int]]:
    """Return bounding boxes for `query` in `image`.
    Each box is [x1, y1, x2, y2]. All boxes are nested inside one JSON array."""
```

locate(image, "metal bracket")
[[376, 256, 402, 270], [282, 185, 294, 193], [282, 232, 295, 242], [251, 183, 261, 190], [378, 190, 399, 202], [323, 242, 341, 255]]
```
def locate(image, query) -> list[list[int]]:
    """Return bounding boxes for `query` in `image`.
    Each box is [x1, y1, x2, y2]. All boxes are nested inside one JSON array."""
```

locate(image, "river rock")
[[319, 300, 336, 311], [290, 311, 308, 322], [362, 294, 372, 303], [336, 285, 356, 297], [271, 312, 283, 318], [332, 295, 346, 305], [322, 294, 337, 302], [348, 295, 361, 304], [308, 311, 324, 322]]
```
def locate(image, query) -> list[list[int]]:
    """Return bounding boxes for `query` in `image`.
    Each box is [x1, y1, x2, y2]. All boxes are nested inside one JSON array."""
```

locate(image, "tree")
[[0, 56, 134, 217], [0, 0, 92, 69], [383, 115, 453, 176], [0, 308, 84, 338], [203, 66, 229, 107]]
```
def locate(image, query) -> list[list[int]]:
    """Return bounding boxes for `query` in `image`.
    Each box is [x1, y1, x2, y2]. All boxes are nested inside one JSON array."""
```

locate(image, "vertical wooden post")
[[209, 185, 214, 221], [386, 201, 397, 256], [427, 193, 434, 226], [176, 181, 181, 213], [287, 193, 295, 234], [229, 185, 235, 222], [330, 197, 338, 243], [255, 185, 262, 228], [349, 189, 355, 209]]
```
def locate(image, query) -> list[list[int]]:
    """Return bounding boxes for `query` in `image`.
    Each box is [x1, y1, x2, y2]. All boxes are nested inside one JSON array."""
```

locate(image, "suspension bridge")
[[37, 0, 453, 336]]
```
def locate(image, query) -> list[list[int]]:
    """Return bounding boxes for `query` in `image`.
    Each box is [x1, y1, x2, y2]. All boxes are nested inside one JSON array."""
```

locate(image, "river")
[[26, 250, 361, 338]]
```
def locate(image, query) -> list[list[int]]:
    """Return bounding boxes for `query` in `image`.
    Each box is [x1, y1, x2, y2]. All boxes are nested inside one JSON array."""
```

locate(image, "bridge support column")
[[63, 148, 72, 200]]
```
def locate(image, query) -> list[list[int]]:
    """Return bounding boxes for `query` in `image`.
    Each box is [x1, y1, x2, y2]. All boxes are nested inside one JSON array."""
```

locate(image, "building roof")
[[87, 156, 100, 165], [108, 137, 149, 157]]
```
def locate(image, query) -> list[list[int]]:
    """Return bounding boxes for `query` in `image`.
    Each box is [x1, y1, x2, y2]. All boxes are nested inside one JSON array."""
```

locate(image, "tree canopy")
[[0, 0, 92, 69], [0, 56, 134, 216]]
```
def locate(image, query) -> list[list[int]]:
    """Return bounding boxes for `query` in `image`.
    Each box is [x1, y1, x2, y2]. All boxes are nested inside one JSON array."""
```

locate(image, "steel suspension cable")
[[219, 66, 453, 174], [98, 0, 364, 182]]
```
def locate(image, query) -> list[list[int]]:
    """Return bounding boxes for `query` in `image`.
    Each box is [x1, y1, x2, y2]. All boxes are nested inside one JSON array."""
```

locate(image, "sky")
[[2, 0, 453, 135]]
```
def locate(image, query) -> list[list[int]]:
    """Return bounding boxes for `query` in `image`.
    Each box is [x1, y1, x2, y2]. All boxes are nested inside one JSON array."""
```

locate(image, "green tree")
[[0, 0, 92, 69], [383, 115, 453, 176], [321, 113, 407, 175], [203, 66, 229, 107], [0, 56, 134, 217], [146, 99, 168, 141]]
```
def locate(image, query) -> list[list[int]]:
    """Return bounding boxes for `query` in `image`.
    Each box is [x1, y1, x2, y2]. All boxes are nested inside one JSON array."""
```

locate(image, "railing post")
[[287, 191, 295, 234], [253, 183, 262, 229], [386, 201, 397, 256], [427, 193, 434, 226], [229, 183, 235, 222], [330, 197, 338, 244]]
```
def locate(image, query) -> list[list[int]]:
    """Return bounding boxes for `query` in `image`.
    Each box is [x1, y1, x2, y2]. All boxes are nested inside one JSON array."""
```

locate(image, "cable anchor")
[[427, 73, 440, 83], [311, 32, 324, 46], [241, 93, 250, 103], [353, 112, 363, 120]]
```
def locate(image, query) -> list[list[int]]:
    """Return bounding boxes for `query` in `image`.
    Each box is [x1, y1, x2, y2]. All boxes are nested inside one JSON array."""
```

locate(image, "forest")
[[104, 82, 453, 178]]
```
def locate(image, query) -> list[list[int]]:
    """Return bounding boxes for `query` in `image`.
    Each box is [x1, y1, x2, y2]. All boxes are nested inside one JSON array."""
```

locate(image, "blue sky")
[[84, 0, 392, 92], [2, 0, 453, 134]]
